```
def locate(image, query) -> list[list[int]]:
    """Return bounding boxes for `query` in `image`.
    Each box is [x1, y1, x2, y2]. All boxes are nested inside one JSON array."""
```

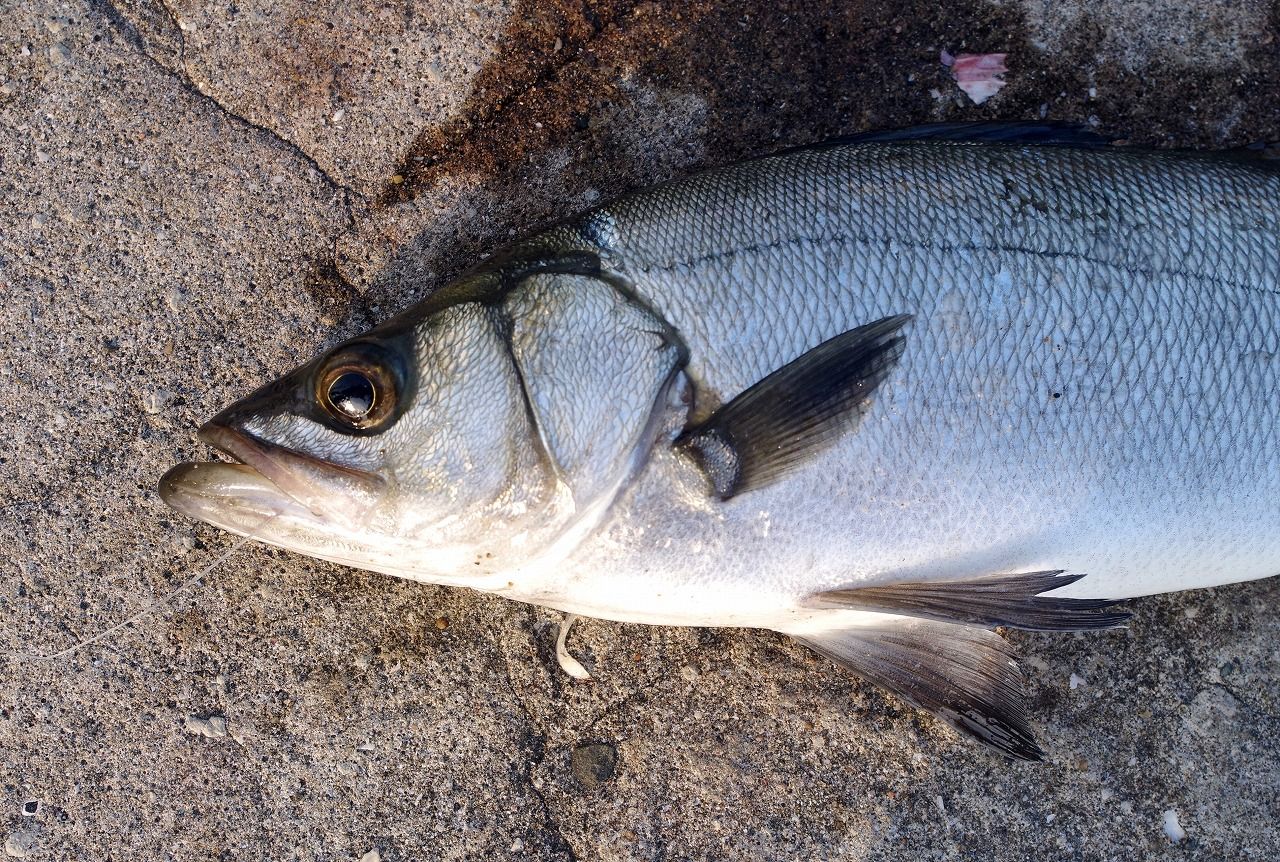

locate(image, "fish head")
[[160, 295, 570, 583], [160, 270, 686, 586]]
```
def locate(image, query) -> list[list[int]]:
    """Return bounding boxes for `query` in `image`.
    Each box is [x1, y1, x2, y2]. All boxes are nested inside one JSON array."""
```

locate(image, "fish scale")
[[161, 126, 1280, 757]]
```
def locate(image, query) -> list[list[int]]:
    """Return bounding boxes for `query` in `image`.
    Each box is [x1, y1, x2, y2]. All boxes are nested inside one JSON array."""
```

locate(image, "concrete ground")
[[1, 0, 1277, 859]]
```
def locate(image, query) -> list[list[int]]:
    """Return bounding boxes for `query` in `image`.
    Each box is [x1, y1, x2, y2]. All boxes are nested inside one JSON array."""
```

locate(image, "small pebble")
[[1185, 687, 1239, 737], [139, 388, 172, 415], [47, 43, 72, 66], [1162, 808, 1186, 843], [3, 830, 34, 858], [570, 742, 617, 788], [20, 801, 38, 817], [359, 850, 380, 862], [1069, 673, 1086, 690], [183, 714, 228, 738]]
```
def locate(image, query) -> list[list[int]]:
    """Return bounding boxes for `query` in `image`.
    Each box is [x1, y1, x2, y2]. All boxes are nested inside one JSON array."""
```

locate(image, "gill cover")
[[499, 272, 685, 508]]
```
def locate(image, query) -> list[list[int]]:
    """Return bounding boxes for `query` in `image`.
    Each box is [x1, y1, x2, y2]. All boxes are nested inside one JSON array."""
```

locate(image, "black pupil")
[[328, 371, 375, 419]]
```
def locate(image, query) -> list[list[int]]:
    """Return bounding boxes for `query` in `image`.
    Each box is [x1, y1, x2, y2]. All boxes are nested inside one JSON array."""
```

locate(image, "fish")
[[159, 123, 1280, 759]]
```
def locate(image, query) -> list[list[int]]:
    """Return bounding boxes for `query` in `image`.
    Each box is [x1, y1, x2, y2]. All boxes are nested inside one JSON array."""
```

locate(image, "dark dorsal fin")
[[1226, 140, 1280, 172], [806, 571, 1131, 632], [676, 315, 910, 500], [818, 121, 1114, 149], [795, 619, 1044, 760]]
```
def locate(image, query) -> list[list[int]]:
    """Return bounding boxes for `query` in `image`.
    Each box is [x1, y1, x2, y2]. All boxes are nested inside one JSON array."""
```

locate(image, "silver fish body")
[[161, 127, 1280, 757], [538, 139, 1280, 620]]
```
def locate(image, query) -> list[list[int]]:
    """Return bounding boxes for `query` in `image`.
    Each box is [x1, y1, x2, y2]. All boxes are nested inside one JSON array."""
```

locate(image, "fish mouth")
[[159, 422, 387, 534]]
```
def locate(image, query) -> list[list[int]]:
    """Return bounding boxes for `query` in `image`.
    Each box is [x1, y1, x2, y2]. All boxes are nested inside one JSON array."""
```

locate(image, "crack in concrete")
[[1216, 680, 1280, 720], [492, 611, 580, 862], [152, 0, 185, 65], [89, 0, 363, 265]]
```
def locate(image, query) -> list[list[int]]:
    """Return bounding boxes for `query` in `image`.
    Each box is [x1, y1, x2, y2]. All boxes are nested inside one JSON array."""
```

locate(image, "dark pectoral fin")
[[806, 571, 1130, 632], [796, 619, 1043, 760], [676, 314, 910, 499]]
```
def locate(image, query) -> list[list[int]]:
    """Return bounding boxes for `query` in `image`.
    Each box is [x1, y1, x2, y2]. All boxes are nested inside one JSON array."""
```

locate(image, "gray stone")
[[183, 714, 228, 739], [2, 830, 36, 860], [570, 742, 618, 788]]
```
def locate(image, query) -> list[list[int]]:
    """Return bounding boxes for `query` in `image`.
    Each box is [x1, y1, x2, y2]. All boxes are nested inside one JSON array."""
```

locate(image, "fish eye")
[[328, 371, 375, 419], [315, 344, 400, 431]]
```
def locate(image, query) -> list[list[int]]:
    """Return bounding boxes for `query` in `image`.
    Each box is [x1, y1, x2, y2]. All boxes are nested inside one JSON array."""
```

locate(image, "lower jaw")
[[158, 461, 318, 528]]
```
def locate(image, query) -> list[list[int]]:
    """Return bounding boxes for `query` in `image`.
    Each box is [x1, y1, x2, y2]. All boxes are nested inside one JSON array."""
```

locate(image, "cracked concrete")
[[106, 0, 516, 200], [91, 0, 362, 222], [1, 0, 1278, 859]]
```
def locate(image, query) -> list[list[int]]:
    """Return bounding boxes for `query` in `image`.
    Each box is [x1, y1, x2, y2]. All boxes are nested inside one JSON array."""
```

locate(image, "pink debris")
[[945, 52, 1008, 105]]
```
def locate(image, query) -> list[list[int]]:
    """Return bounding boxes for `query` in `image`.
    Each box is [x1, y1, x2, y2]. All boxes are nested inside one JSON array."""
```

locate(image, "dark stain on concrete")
[[380, 0, 1034, 208], [382, 0, 1278, 209]]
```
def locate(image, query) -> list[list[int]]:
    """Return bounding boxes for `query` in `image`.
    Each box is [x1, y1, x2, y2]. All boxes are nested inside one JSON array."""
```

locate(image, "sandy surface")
[[1, 1, 1277, 859]]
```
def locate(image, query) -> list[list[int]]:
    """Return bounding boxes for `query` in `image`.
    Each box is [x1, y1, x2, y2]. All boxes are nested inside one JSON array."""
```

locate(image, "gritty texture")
[[0, 1, 1276, 861]]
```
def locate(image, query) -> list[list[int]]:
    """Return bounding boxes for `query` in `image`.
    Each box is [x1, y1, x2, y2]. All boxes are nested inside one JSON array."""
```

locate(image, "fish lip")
[[183, 421, 387, 523]]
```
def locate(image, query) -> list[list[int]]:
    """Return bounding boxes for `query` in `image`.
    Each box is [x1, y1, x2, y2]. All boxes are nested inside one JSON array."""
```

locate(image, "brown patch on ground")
[[341, 0, 1047, 301], [1003, 6, 1280, 146], [381, 0, 1038, 208], [381, 0, 1278, 209]]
